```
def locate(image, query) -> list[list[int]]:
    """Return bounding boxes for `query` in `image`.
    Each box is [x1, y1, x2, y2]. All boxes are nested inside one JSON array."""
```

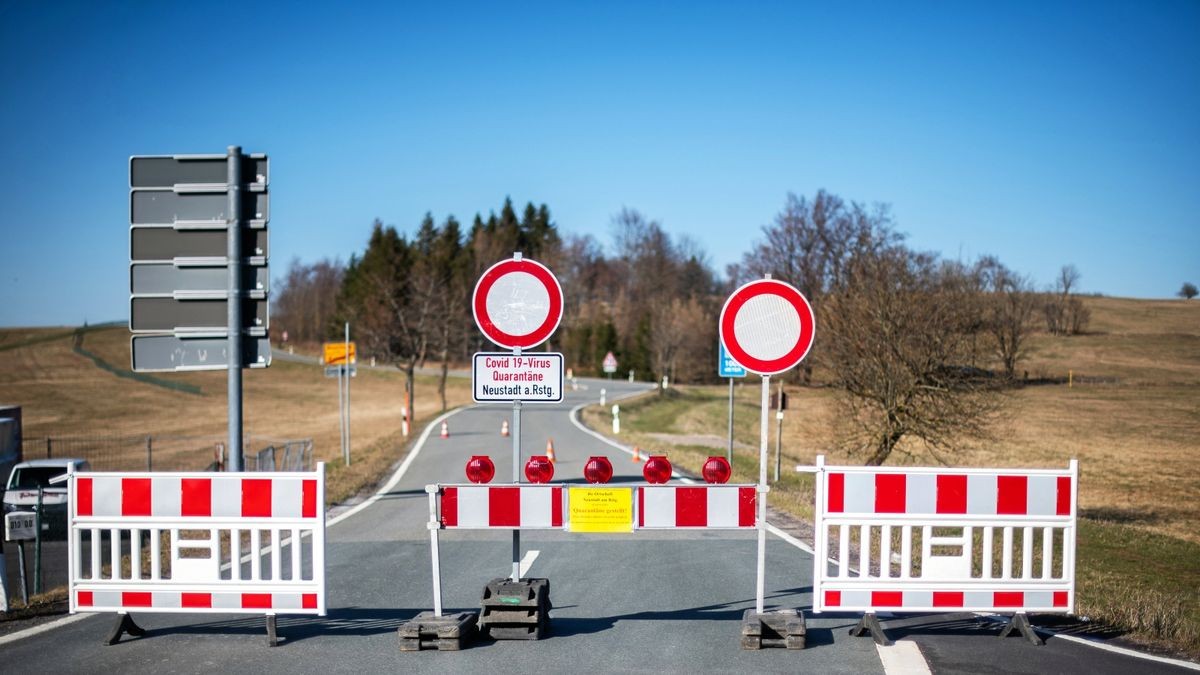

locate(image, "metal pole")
[[512, 348, 522, 582], [774, 382, 783, 482], [427, 488, 443, 617], [17, 541, 28, 606], [337, 361, 346, 465], [226, 145, 244, 472], [756, 374, 770, 614], [345, 322, 351, 466], [727, 378, 734, 462], [146, 436, 152, 472], [34, 487, 43, 595]]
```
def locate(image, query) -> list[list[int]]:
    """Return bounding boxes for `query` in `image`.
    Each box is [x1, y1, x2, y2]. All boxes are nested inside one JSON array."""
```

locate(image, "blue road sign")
[[718, 342, 747, 378]]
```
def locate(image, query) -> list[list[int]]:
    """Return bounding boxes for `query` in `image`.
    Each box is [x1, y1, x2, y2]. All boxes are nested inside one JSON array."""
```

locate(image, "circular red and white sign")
[[718, 278, 815, 375], [472, 257, 564, 349]]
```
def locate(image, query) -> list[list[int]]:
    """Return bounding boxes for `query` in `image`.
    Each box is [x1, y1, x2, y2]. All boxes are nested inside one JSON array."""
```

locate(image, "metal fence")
[[19, 435, 314, 473]]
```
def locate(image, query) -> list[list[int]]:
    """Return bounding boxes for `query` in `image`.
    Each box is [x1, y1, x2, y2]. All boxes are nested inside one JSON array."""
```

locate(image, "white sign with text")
[[472, 352, 564, 403]]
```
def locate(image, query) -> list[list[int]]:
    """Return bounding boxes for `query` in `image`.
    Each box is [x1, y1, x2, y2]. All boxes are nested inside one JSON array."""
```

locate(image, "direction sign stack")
[[128, 147, 270, 472], [129, 150, 271, 372]]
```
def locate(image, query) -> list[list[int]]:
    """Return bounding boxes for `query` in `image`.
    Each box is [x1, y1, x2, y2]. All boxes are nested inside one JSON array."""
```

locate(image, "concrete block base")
[[741, 608, 806, 650]]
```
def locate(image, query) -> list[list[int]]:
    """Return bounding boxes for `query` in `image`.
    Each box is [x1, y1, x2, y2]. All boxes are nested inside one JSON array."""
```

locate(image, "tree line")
[[274, 191, 1091, 464]]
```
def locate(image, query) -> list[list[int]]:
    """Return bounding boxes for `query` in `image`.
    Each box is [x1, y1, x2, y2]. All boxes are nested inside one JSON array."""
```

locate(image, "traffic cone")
[[546, 439, 556, 463], [632, 446, 642, 462], [501, 420, 510, 437], [440, 421, 449, 439]]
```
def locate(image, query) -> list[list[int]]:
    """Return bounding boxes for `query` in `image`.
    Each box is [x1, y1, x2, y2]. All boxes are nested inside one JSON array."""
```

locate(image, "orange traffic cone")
[[501, 420, 510, 437], [632, 446, 642, 462], [546, 439, 556, 463], [440, 421, 449, 439]]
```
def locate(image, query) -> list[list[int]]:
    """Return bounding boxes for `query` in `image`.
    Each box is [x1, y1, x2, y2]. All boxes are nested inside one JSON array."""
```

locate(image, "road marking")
[[876, 640, 932, 675], [519, 550, 540, 577], [327, 406, 466, 528], [0, 613, 91, 646]]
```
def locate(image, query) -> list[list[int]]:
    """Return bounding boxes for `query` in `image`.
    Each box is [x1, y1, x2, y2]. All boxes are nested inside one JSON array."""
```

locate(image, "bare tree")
[[822, 246, 999, 465], [975, 256, 1037, 379], [273, 257, 344, 344], [1044, 264, 1090, 336]]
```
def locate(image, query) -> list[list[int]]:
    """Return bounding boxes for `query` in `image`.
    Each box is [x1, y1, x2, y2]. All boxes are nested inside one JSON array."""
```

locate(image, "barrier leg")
[[266, 614, 278, 647], [849, 612, 892, 646], [105, 612, 145, 646], [998, 612, 1043, 646]]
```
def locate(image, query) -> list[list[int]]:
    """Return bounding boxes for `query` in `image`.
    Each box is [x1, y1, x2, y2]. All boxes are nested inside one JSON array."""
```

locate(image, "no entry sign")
[[718, 278, 815, 376], [473, 256, 564, 350]]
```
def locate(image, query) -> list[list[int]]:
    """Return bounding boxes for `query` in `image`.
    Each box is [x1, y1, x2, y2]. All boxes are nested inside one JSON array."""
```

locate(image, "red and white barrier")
[[433, 484, 756, 530], [637, 485, 756, 529], [440, 485, 564, 529], [69, 466, 326, 617], [812, 455, 1077, 616]]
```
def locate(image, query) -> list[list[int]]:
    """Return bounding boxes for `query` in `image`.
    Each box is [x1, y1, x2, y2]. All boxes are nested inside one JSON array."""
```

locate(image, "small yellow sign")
[[568, 487, 633, 533], [323, 342, 357, 365]]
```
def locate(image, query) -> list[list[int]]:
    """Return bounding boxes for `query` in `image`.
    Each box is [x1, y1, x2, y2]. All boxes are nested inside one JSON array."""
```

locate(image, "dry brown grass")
[[0, 325, 474, 504]]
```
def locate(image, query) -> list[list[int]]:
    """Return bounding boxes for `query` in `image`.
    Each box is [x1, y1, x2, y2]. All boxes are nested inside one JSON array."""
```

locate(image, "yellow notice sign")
[[568, 487, 633, 533], [323, 342, 357, 365]]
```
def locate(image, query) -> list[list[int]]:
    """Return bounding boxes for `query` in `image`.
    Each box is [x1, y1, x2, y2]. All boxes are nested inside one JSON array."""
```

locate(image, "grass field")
[[0, 324, 474, 504], [583, 295, 1200, 657]]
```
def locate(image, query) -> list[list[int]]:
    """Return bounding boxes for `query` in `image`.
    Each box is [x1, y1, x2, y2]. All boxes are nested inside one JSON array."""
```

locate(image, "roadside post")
[[128, 149, 271, 472], [5, 511, 36, 606], [323, 337, 357, 466], [718, 342, 747, 462], [718, 275, 815, 648]]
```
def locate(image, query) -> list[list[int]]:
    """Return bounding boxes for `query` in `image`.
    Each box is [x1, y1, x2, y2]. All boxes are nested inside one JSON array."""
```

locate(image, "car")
[[3, 458, 89, 538]]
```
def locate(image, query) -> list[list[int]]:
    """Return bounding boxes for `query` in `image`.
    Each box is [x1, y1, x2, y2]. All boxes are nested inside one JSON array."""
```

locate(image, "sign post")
[[718, 276, 815, 618], [128, 149, 271, 473], [719, 342, 747, 462], [324, 337, 357, 466], [471, 253, 564, 587]]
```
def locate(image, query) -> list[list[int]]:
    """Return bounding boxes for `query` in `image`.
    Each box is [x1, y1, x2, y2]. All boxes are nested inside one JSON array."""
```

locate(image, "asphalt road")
[[2, 377, 1196, 674]]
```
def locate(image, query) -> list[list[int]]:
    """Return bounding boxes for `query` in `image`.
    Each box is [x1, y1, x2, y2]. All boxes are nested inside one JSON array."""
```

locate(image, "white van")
[[3, 458, 89, 536]]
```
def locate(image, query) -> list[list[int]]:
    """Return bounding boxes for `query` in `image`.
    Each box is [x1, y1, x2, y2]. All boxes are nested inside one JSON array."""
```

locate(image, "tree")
[[975, 256, 1037, 379], [739, 190, 899, 383], [1044, 264, 1090, 336], [1179, 282, 1198, 300], [273, 257, 344, 344], [822, 245, 999, 465], [338, 220, 430, 430]]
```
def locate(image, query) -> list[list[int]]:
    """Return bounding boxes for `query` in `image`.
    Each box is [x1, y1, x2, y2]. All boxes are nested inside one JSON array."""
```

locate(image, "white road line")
[[1035, 630, 1200, 671], [876, 640, 932, 675], [327, 406, 466, 528], [0, 613, 91, 647], [518, 550, 540, 577]]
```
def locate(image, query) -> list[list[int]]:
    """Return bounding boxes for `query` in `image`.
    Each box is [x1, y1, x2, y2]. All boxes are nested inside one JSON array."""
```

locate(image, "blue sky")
[[1, 1, 1196, 327]]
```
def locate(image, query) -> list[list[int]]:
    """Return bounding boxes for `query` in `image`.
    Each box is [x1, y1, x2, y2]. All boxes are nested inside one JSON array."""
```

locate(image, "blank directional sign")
[[130, 190, 269, 226], [130, 264, 268, 295], [130, 154, 268, 188], [132, 335, 271, 372], [130, 297, 268, 333], [130, 227, 268, 261]]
